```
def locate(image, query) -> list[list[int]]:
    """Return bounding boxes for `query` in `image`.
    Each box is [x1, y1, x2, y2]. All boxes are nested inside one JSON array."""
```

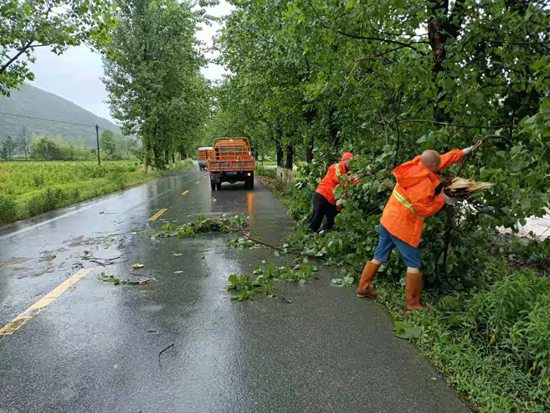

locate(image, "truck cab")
[[197, 147, 214, 170], [207, 138, 255, 190]]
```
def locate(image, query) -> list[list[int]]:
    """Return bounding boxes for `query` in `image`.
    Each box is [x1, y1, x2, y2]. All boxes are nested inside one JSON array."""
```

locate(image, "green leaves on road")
[[393, 321, 422, 340], [227, 261, 318, 302], [151, 214, 248, 240], [98, 272, 153, 286]]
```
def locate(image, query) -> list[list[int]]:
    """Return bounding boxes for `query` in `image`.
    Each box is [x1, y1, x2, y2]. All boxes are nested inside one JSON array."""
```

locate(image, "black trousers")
[[309, 192, 338, 232]]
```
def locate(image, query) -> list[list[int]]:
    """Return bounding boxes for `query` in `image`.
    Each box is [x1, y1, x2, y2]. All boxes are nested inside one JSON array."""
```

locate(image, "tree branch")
[[400, 118, 514, 129], [305, 0, 429, 55], [0, 40, 34, 74]]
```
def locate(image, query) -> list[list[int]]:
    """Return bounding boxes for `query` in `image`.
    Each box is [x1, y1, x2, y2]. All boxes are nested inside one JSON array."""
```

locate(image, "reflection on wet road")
[[0, 166, 469, 412]]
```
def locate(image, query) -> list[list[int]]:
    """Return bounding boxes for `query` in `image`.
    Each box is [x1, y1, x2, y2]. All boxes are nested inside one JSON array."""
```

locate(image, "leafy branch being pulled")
[[227, 261, 318, 301]]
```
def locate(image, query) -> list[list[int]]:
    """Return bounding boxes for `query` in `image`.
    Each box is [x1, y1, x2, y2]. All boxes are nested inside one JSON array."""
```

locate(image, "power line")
[[0, 110, 103, 128]]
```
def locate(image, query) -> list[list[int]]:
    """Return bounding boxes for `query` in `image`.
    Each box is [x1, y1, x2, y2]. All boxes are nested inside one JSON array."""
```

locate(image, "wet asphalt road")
[[0, 166, 470, 413]]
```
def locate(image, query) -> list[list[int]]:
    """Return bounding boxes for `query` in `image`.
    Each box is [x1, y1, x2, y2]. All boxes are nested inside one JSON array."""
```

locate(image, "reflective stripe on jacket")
[[380, 149, 465, 247]]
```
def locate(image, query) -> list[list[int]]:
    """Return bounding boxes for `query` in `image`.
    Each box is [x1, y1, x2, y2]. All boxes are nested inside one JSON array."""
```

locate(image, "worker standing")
[[309, 152, 357, 232], [356, 146, 474, 310]]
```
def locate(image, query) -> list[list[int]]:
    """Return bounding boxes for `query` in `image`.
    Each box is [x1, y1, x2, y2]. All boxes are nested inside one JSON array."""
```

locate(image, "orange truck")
[[197, 146, 214, 170], [207, 138, 255, 190]]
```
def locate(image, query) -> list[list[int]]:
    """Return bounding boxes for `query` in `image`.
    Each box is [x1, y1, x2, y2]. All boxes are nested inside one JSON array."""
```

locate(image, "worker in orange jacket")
[[310, 152, 357, 232], [356, 146, 474, 310]]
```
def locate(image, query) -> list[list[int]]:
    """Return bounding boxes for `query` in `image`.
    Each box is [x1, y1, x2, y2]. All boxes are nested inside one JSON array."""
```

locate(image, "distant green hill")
[[0, 84, 120, 147]]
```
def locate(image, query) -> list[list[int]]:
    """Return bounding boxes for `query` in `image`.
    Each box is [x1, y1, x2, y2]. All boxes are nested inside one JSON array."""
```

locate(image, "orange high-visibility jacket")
[[316, 162, 351, 206], [380, 149, 465, 247]]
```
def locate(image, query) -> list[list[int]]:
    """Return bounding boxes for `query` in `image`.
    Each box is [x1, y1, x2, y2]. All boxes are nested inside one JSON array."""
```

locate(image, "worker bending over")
[[356, 146, 473, 310], [310, 152, 357, 232]]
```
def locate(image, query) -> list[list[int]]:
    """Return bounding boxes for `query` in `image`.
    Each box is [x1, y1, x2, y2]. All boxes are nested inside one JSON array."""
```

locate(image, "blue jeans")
[[373, 225, 422, 268]]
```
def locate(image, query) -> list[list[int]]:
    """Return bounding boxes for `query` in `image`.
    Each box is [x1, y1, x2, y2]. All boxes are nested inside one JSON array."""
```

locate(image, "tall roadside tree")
[[102, 0, 209, 170], [0, 0, 114, 94], [217, 0, 549, 282], [218, 0, 314, 177]]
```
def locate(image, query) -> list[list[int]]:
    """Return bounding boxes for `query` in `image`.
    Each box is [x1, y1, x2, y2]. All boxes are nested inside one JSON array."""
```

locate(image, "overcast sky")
[[28, 1, 233, 124]]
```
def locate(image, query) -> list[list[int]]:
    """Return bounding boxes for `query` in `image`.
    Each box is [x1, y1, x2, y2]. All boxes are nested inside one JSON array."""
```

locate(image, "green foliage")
[[468, 271, 550, 384], [0, 0, 114, 94], [218, 0, 549, 287], [30, 136, 93, 161], [407, 270, 550, 412], [103, 0, 209, 169], [100, 130, 117, 159], [331, 275, 354, 288], [0, 160, 188, 223], [154, 215, 248, 239], [98, 272, 153, 286], [227, 237, 259, 249], [98, 272, 123, 286], [393, 320, 423, 340], [227, 261, 318, 301], [216, 1, 550, 409], [0, 136, 16, 160], [0, 194, 16, 222]]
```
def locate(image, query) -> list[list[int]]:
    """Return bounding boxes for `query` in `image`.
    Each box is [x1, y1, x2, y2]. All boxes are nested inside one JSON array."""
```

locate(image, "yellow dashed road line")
[[148, 208, 167, 221], [0, 267, 95, 336], [181, 190, 190, 196]]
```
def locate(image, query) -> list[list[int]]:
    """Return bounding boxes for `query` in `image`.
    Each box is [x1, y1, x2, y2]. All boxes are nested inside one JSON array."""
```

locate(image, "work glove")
[[462, 145, 475, 155], [443, 193, 457, 206]]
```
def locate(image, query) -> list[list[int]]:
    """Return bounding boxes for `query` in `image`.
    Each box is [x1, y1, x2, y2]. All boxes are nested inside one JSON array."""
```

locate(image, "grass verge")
[[0, 160, 193, 224]]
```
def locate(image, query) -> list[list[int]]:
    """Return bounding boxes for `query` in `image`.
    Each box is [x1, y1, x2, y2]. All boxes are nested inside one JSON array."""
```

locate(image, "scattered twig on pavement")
[[158, 343, 175, 368], [239, 231, 300, 256], [84, 254, 122, 267]]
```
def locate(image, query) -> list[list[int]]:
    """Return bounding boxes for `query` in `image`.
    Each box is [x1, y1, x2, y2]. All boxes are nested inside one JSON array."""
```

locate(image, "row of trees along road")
[[102, 0, 210, 171], [1, 1, 208, 170], [0, 131, 137, 161], [214, 1, 549, 284]]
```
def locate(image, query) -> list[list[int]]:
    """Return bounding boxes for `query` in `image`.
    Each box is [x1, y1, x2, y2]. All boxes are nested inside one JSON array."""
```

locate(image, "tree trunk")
[[285, 145, 293, 170], [328, 106, 340, 148], [276, 141, 284, 168], [144, 140, 152, 173], [306, 138, 314, 163], [427, 0, 465, 123], [282, 145, 293, 184]]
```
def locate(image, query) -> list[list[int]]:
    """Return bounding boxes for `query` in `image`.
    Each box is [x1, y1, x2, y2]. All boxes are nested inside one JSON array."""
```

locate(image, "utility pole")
[[96, 124, 101, 166]]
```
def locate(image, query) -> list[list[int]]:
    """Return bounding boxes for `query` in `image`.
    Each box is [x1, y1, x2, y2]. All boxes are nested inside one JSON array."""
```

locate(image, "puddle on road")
[[0, 257, 29, 269], [66, 233, 127, 249]]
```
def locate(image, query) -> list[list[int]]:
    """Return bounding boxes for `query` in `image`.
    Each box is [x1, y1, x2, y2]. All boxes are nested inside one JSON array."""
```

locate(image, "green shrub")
[[28, 188, 65, 216], [0, 194, 16, 223], [0, 160, 193, 223], [506, 293, 550, 384], [469, 271, 550, 345], [32, 174, 45, 188]]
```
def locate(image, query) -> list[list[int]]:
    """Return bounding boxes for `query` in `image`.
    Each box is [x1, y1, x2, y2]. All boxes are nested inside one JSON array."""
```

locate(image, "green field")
[[0, 160, 191, 224]]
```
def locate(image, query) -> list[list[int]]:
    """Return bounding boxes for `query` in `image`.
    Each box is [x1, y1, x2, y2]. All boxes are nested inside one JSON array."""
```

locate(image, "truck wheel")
[[216, 181, 222, 191], [210, 179, 216, 190]]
